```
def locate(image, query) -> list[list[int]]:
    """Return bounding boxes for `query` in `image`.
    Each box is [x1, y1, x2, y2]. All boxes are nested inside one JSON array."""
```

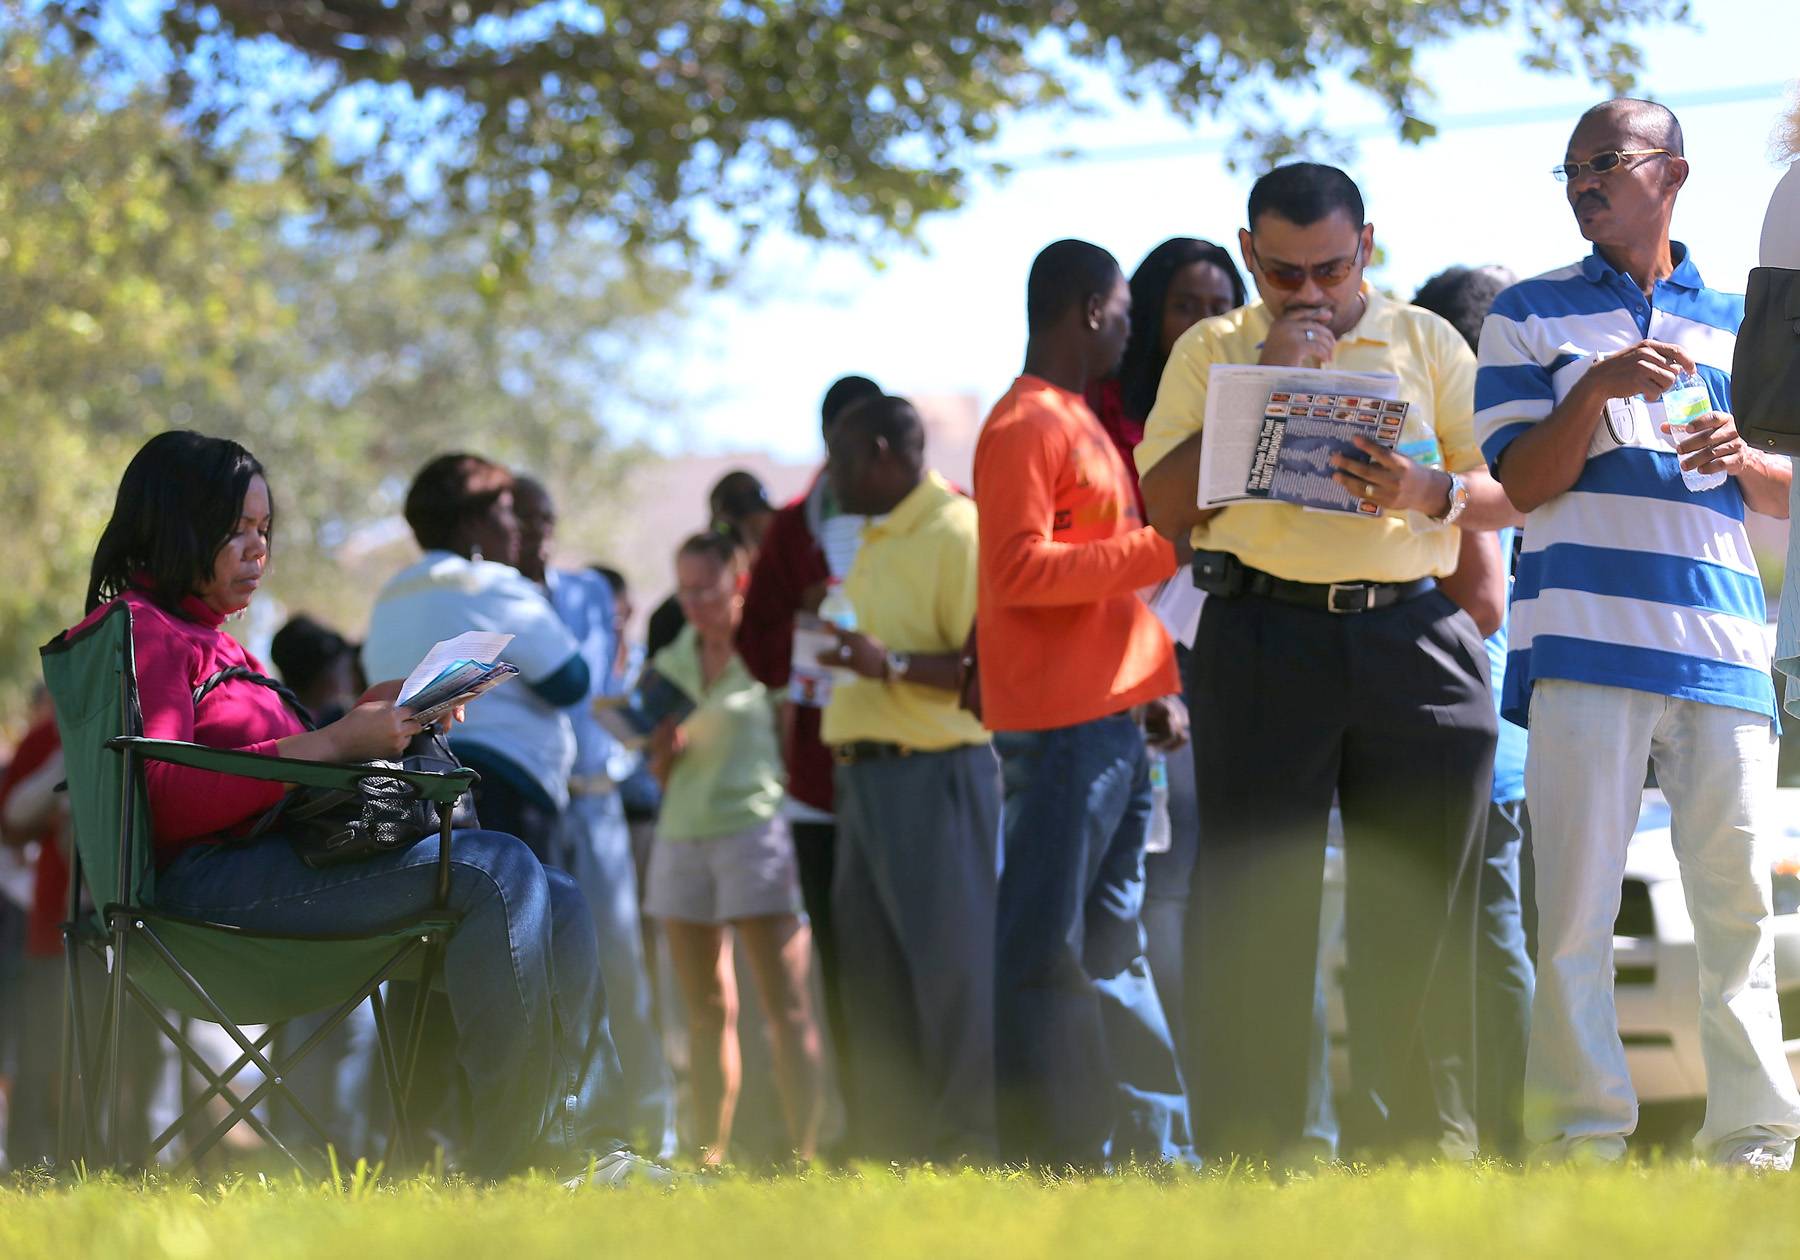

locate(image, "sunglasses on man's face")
[[1551, 148, 1673, 182], [1248, 238, 1364, 292]]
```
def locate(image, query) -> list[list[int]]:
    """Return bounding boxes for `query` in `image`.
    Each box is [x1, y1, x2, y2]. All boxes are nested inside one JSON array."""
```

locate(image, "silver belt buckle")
[[1326, 582, 1370, 614]]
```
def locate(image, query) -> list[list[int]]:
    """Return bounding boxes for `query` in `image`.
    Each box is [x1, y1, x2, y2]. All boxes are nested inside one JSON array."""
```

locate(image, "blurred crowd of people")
[[4, 93, 1800, 1177]]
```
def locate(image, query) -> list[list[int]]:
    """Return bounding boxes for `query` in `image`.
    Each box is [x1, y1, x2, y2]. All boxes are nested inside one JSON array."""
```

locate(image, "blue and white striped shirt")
[[1474, 244, 1772, 727]]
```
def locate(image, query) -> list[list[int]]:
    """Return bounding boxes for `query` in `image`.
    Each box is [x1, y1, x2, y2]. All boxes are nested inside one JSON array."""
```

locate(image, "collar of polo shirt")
[[860, 470, 952, 540], [1579, 240, 1704, 291]]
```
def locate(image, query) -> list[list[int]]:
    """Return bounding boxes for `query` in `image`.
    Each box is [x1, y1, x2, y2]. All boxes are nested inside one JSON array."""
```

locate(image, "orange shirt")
[[974, 375, 1179, 732]]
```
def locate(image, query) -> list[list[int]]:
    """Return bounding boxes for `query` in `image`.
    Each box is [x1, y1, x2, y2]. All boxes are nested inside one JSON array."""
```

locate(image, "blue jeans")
[[1141, 734, 1198, 1052], [1477, 797, 1535, 1157], [559, 790, 677, 1158], [156, 829, 630, 1178], [993, 714, 1193, 1167]]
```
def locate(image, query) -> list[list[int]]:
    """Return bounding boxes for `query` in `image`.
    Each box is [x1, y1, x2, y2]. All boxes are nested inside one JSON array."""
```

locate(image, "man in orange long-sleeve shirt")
[[975, 238, 1192, 1167]]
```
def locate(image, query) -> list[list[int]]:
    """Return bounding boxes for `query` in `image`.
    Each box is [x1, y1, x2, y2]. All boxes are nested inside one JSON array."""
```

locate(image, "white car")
[[1319, 787, 1800, 1107]]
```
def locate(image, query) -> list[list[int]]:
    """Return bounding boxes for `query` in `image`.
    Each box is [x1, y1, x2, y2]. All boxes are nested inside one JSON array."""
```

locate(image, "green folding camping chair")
[[40, 601, 477, 1174]]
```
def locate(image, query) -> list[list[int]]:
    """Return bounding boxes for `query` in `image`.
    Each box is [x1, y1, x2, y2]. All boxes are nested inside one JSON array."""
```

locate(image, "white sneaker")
[[1712, 1142, 1794, 1174], [565, 1149, 682, 1189]]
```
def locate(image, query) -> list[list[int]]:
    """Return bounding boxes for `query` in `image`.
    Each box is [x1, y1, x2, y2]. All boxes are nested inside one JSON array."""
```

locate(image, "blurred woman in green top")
[[643, 532, 823, 1166]]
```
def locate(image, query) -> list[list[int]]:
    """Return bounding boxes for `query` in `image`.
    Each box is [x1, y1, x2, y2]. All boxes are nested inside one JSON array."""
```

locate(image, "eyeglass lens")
[[1254, 242, 1360, 291], [1553, 150, 1648, 181]]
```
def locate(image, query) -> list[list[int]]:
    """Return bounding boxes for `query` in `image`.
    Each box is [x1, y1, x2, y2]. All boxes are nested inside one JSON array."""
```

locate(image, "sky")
[[629, 1, 1800, 465]]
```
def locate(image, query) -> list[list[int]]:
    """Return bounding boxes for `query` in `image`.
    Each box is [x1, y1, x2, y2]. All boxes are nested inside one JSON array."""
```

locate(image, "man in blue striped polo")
[[1475, 98, 1800, 1167]]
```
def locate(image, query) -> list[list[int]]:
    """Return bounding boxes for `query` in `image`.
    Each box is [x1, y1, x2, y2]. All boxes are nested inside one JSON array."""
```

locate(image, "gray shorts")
[[644, 817, 802, 924]]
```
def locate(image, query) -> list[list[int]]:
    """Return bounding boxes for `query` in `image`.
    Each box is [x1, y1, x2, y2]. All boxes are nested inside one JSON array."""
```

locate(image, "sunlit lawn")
[[4, 1159, 1798, 1259]]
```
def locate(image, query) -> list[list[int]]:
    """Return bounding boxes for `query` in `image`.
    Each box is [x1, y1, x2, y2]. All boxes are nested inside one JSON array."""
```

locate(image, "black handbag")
[[1734, 265, 1800, 455], [194, 666, 477, 869]]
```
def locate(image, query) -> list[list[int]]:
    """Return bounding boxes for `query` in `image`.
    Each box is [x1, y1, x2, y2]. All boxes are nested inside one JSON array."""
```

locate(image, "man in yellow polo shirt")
[[1136, 162, 1515, 1163], [816, 394, 1002, 1162]]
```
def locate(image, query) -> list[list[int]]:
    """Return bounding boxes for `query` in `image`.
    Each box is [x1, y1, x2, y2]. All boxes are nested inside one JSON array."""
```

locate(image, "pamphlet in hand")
[[397, 631, 520, 725], [1198, 364, 1408, 515], [593, 673, 697, 750], [1139, 571, 1207, 649]]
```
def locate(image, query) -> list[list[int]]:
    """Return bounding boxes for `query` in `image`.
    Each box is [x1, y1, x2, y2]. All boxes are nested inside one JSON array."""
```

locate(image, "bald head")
[[1573, 98, 1684, 156], [1563, 98, 1689, 256]]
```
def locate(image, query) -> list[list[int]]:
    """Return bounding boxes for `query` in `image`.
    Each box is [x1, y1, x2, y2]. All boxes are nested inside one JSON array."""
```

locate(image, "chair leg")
[[103, 917, 131, 1168], [136, 1012, 285, 1165], [168, 1024, 277, 1132], [129, 922, 429, 1174], [398, 944, 442, 1104], [57, 934, 87, 1168], [369, 987, 413, 1168], [181, 1074, 316, 1178], [57, 851, 88, 1170], [394, 937, 451, 1169], [134, 1006, 293, 1170]]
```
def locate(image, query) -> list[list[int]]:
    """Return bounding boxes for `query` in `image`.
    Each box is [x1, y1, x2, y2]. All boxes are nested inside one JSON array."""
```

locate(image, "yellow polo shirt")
[[822, 472, 990, 751], [1135, 288, 1482, 584]]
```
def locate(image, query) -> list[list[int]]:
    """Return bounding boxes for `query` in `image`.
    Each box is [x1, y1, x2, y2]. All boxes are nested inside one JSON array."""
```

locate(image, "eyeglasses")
[[1248, 238, 1364, 292], [1550, 148, 1673, 182]]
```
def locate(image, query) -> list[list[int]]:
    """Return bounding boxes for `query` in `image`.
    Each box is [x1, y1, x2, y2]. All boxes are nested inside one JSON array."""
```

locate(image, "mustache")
[[1575, 190, 1609, 213]]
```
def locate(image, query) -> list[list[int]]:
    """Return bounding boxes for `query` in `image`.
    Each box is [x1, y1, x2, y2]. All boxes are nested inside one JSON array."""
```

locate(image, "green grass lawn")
[[4, 1161, 1798, 1259]]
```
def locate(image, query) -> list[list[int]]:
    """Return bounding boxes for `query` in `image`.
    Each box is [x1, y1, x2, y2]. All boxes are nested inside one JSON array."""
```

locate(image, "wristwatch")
[[1435, 471, 1470, 525], [883, 650, 911, 682]]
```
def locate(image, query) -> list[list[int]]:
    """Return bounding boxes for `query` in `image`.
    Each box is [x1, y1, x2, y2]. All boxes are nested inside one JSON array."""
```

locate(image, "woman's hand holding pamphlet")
[[592, 674, 698, 750], [397, 630, 521, 726]]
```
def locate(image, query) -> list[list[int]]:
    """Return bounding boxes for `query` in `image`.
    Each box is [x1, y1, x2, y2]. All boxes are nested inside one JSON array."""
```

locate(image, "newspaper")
[[1244, 391, 1409, 516], [1198, 364, 1406, 511]]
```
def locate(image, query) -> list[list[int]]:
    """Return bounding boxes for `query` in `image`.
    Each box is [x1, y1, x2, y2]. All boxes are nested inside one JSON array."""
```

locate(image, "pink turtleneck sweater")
[[69, 588, 306, 866]]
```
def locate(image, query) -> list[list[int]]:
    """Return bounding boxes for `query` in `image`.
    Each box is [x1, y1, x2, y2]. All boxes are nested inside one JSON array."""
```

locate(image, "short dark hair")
[[1410, 265, 1518, 353], [1026, 239, 1122, 337], [270, 615, 352, 695], [1118, 237, 1248, 421], [820, 375, 883, 433], [1247, 163, 1366, 231], [707, 470, 772, 529], [86, 430, 270, 613], [403, 453, 513, 553], [834, 394, 925, 461], [676, 530, 746, 576], [591, 565, 627, 596]]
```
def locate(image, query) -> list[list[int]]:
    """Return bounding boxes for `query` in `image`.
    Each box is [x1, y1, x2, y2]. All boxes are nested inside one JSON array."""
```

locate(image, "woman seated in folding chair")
[[66, 430, 668, 1185]]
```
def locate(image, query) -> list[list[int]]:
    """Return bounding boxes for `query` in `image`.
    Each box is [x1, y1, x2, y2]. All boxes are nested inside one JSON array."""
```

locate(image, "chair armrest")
[[105, 737, 478, 806]]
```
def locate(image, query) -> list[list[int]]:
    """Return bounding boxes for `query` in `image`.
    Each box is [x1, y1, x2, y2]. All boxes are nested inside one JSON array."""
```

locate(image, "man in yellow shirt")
[[1136, 162, 1514, 1163], [817, 395, 1002, 1162]]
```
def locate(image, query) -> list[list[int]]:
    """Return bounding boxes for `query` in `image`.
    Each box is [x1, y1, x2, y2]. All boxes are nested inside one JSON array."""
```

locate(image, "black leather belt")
[[833, 741, 985, 766], [833, 740, 915, 766], [1192, 550, 1436, 615]]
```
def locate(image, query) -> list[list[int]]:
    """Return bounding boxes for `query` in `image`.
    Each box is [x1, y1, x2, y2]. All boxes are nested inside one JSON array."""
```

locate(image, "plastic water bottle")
[[1146, 749, 1172, 854], [1662, 371, 1726, 493], [818, 579, 858, 633], [789, 579, 860, 700], [790, 578, 857, 707]]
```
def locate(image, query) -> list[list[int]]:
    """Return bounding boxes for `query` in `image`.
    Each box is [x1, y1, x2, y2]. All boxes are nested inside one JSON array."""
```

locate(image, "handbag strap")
[[193, 665, 318, 732]]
